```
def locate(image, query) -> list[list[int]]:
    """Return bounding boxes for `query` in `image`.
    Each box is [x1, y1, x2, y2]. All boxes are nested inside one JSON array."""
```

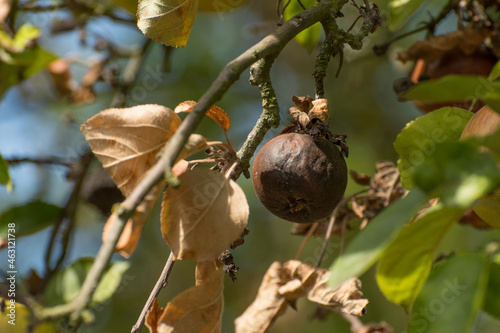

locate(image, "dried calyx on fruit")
[[252, 96, 348, 223]]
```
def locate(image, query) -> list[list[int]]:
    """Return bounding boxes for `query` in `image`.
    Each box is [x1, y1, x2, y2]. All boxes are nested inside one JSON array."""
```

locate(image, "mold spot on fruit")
[[252, 133, 348, 223]]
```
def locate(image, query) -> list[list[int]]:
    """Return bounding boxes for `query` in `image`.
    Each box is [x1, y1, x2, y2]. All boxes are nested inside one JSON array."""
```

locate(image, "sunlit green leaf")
[[394, 107, 473, 188], [92, 261, 131, 306], [283, 0, 321, 52], [12, 24, 41, 52], [0, 154, 11, 191], [389, 0, 425, 31], [45, 258, 130, 306], [329, 189, 427, 289], [377, 205, 462, 311], [411, 142, 500, 207], [0, 24, 40, 53], [401, 75, 500, 104], [408, 252, 489, 333], [137, 0, 199, 48], [0, 201, 61, 242]]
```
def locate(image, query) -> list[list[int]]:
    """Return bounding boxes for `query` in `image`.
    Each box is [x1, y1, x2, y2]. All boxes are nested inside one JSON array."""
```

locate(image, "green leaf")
[[0, 154, 12, 191], [12, 24, 41, 52], [411, 142, 500, 207], [0, 23, 40, 52], [401, 75, 500, 104], [408, 252, 490, 333], [0, 47, 57, 98], [0, 201, 61, 242], [137, 0, 199, 48], [394, 107, 473, 188], [283, 0, 321, 51], [388, 0, 425, 31], [92, 261, 131, 306], [377, 205, 462, 311], [328, 189, 427, 289], [488, 60, 500, 81], [483, 255, 500, 320], [45, 258, 130, 306]]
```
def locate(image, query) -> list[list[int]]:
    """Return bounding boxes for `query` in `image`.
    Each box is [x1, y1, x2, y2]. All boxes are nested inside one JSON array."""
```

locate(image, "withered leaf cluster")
[[292, 161, 406, 237], [235, 260, 368, 333], [288, 96, 329, 130], [81, 102, 248, 333], [349, 161, 406, 229], [48, 58, 108, 104], [287, 96, 349, 157]]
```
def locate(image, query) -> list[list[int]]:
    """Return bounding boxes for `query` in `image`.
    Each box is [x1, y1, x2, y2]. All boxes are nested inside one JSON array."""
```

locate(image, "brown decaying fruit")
[[412, 51, 497, 113], [252, 133, 347, 223]]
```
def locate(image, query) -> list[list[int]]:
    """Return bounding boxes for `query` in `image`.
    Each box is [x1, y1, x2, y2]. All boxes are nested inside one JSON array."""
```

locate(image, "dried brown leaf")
[[235, 260, 368, 333], [289, 107, 311, 129], [0, 0, 10, 24], [161, 168, 248, 261], [81, 104, 182, 196], [349, 170, 371, 186], [158, 260, 224, 333], [175, 100, 231, 131], [146, 298, 164, 333], [292, 95, 313, 113], [309, 98, 329, 123], [397, 26, 489, 64], [48, 59, 75, 98]]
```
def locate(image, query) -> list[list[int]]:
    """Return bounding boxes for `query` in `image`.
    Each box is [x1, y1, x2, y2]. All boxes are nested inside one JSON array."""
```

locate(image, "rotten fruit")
[[252, 133, 347, 223]]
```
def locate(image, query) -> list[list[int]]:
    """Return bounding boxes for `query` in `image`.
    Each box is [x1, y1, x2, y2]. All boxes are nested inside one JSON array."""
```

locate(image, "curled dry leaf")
[[234, 260, 368, 333], [161, 168, 248, 261], [157, 260, 224, 333], [309, 98, 329, 123], [47, 59, 75, 98], [137, 0, 199, 48], [175, 100, 231, 132], [146, 298, 164, 333]]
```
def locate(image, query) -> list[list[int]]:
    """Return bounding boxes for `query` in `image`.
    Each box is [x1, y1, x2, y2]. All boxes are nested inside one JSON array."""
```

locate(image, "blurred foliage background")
[[2, 0, 500, 332]]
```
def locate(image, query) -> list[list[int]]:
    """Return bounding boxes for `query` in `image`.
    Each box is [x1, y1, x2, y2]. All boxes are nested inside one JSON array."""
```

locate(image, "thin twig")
[[4, 157, 73, 167], [315, 207, 338, 267], [294, 222, 318, 260], [42, 152, 93, 290], [342, 313, 365, 332], [339, 216, 348, 256], [34, 0, 338, 323], [131, 252, 175, 333]]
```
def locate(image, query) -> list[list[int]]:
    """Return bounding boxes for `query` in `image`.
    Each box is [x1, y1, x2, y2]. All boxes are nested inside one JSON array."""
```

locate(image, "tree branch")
[[33, 0, 345, 324]]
